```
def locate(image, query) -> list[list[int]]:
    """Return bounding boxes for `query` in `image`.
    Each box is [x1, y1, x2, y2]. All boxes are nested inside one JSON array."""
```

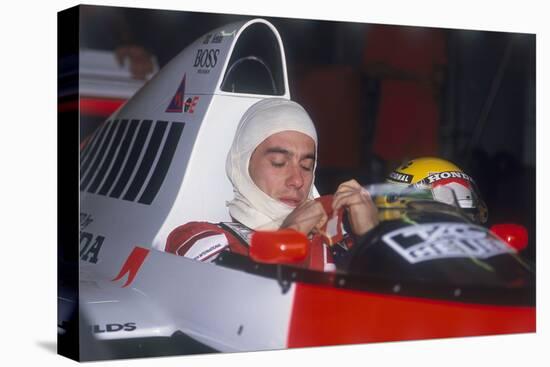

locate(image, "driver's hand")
[[280, 199, 328, 236], [332, 179, 379, 237]]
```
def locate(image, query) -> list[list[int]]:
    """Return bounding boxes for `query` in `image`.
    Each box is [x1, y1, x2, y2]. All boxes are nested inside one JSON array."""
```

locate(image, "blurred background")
[[59, 5, 535, 261]]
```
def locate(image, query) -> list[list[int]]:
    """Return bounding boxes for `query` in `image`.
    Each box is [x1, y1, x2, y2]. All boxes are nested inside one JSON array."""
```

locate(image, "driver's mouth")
[[280, 198, 301, 207]]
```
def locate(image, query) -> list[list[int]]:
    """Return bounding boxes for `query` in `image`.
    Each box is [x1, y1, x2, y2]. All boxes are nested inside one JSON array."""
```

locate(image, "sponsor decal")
[[382, 222, 513, 264], [220, 30, 236, 37], [387, 171, 413, 184], [80, 231, 105, 264], [91, 322, 137, 333], [193, 49, 220, 74], [112, 247, 150, 287], [204, 30, 233, 44], [166, 74, 187, 113], [421, 171, 474, 186], [195, 242, 224, 261], [211, 33, 224, 44], [184, 96, 199, 113], [80, 212, 94, 230]]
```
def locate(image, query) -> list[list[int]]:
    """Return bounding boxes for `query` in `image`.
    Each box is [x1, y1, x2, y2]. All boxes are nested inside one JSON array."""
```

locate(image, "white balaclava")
[[226, 98, 318, 230]]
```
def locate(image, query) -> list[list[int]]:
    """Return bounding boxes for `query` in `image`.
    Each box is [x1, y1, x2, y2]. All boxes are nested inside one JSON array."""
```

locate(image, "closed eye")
[[300, 158, 314, 172]]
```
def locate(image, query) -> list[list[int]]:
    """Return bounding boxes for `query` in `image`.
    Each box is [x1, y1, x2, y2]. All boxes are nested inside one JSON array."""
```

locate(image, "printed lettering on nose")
[[194, 49, 219, 68]]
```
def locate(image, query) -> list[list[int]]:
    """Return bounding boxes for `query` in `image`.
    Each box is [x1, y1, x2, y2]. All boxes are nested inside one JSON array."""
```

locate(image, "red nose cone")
[[490, 223, 528, 252], [250, 229, 309, 264]]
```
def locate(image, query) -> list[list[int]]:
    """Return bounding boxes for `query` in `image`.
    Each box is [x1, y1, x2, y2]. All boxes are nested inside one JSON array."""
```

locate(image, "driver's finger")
[[291, 203, 327, 232], [333, 190, 355, 208], [335, 179, 361, 192], [333, 186, 360, 201], [360, 187, 374, 200], [317, 210, 328, 229], [332, 191, 361, 212]]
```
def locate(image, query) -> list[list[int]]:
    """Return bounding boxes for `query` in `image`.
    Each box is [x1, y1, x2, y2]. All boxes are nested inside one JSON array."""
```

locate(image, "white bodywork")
[[75, 19, 298, 353]]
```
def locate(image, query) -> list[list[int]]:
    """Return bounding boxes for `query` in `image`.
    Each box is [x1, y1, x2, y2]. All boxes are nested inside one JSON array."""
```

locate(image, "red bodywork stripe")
[[287, 283, 535, 348], [112, 247, 150, 288]]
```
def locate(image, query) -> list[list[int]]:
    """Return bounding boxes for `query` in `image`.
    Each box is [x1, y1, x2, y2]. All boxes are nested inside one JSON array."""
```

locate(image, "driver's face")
[[249, 131, 315, 207]]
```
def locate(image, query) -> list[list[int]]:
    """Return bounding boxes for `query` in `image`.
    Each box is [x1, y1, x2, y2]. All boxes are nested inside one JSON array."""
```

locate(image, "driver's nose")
[[286, 163, 304, 189]]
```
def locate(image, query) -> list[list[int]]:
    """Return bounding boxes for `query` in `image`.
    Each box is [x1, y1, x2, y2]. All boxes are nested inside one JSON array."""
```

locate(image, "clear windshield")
[[365, 183, 468, 223]]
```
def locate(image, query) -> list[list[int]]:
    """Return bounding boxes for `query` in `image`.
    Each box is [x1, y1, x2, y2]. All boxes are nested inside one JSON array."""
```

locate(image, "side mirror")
[[490, 223, 528, 252], [249, 229, 309, 265]]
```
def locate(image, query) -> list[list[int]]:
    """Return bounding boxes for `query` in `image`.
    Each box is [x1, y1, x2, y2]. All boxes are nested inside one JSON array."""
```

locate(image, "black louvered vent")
[[79, 119, 185, 205]]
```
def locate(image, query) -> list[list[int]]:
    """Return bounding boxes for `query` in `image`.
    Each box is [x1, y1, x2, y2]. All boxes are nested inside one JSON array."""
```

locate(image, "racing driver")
[[165, 98, 379, 271]]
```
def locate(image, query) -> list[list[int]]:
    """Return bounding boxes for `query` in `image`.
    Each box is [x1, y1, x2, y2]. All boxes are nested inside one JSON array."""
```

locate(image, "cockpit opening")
[[221, 23, 285, 95]]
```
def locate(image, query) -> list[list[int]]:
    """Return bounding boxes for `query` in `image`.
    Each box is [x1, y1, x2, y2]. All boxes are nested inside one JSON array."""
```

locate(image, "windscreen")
[[220, 23, 285, 95]]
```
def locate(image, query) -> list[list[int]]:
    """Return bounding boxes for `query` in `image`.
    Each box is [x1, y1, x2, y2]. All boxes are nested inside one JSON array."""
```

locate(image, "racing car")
[[60, 18, 535, 361]]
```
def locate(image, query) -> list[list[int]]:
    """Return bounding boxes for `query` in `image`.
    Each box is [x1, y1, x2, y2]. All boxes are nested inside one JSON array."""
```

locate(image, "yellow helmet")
[[386, 157, 488, 223]]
